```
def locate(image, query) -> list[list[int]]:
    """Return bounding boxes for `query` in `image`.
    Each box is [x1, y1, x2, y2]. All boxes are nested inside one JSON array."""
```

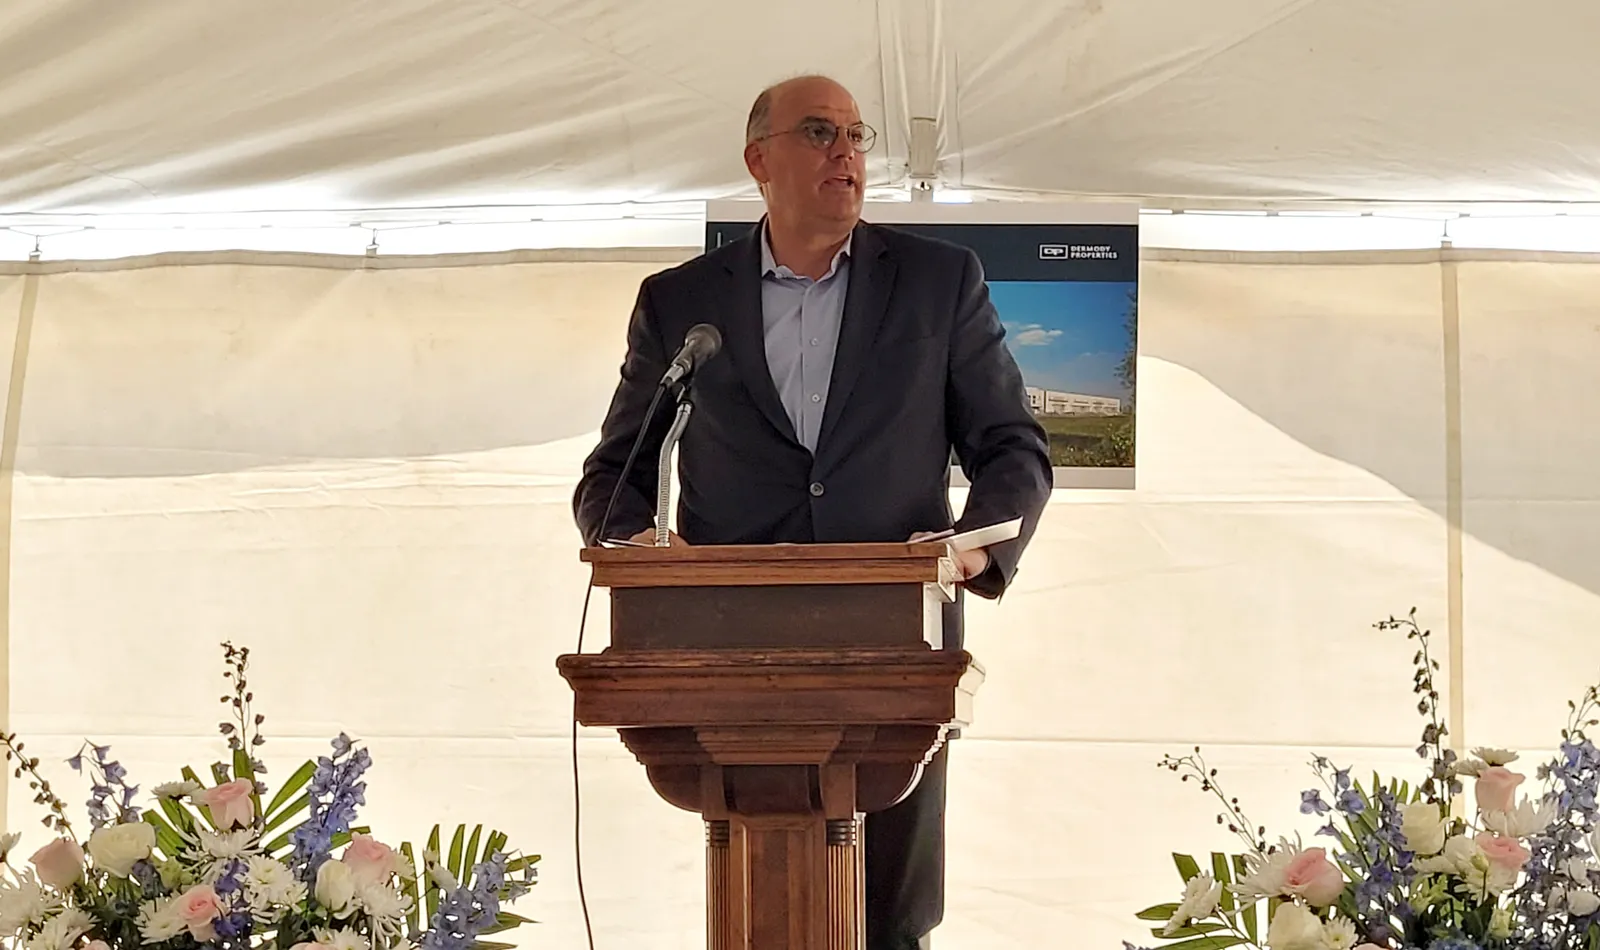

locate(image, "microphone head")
[[661, 323, 724, 388], [684, 323, 722, 361]]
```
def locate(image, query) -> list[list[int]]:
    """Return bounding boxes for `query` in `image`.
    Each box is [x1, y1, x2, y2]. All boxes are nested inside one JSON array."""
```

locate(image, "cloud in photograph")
[[1010, 324, 1065, 347]]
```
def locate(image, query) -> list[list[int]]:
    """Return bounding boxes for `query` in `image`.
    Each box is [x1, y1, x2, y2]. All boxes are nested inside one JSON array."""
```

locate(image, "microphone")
[[594, 322, 721, 546], [660, 323, 722, 388]]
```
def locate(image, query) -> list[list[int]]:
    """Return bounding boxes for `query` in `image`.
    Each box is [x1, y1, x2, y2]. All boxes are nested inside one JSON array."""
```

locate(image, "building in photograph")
[[1026, 386, 1123, 416]]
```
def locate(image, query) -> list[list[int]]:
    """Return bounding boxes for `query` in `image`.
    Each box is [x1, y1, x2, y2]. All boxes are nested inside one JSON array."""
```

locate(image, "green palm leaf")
[[263, 760, 317, 818], [448, 825, 466, 882]]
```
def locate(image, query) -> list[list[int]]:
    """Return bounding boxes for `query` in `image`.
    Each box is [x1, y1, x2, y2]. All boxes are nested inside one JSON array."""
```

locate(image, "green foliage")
[[1038, 413, 1135, 466], [1117, 286, 1138, 407]]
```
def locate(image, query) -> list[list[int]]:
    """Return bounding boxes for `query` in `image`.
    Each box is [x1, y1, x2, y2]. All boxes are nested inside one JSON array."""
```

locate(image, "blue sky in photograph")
[[991, 280, 1136, 399]]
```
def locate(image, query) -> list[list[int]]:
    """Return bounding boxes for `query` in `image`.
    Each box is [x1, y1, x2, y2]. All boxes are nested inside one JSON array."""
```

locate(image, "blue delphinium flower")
[[214, 859, 248, 897], [130, 859, 163, 898], [1548, 738, 1600, 818], [1302, 789, 1331, 815], [203, 859, 254, 949], [1514, 736, 1600, 940], [421, 853, 509, 950], [68, 742, 140, 830], [1361, 787, 1409, 858], [289, 733, 371, 882], [214, 912, 252, 941], [1427, 936, 1482, 950]]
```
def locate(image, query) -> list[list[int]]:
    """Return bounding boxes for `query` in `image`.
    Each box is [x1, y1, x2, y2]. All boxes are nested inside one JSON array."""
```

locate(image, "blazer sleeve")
[[572, 279, 674, 546], [944, 248, 1054, 599]]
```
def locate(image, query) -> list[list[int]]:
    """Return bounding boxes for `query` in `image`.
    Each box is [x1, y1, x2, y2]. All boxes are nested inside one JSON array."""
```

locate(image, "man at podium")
[[574, 74, 1052, 950]]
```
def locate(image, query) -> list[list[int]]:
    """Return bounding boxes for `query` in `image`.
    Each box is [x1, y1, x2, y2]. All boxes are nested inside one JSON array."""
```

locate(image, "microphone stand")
[[654, 379, 695, 547]]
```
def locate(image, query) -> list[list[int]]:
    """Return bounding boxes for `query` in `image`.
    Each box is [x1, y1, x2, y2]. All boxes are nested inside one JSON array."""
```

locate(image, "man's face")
[[745, 78, 867, 230]]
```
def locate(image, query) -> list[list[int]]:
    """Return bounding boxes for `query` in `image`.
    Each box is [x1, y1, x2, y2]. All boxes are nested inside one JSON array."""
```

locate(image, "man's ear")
[[743, 142, 769, 185]]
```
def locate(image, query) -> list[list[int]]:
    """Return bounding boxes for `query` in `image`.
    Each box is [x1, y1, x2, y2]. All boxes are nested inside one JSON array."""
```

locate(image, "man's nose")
[[826, 130, 855, 162]]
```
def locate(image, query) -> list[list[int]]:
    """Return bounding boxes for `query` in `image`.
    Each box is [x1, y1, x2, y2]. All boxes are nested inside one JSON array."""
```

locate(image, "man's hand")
[[629, 527, 688, 547], [908, 531, 989, 581]]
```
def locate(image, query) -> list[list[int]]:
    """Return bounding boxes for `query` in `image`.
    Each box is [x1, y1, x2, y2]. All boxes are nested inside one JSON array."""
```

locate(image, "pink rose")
[[197, 779, 256, 830], [1475, 832, 1531, 873], [342, 833, 400, 886], [29, 838, 84, 890], [1282, 847, 1346, 906], [1475, 766, 1525, 814], [176, 884, 225, 942], [86, 941, 111, 950]]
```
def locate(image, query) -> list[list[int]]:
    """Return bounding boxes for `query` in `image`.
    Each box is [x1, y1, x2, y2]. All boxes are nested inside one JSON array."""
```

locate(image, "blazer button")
[[809, 482, 825, 497]]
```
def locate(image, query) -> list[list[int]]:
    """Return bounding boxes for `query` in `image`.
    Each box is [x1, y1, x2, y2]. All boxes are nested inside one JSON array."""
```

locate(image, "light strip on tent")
[[16, 203, 1600, 259]]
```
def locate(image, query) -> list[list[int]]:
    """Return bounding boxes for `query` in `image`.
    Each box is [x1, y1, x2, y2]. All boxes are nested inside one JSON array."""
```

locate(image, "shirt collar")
[[760, 218, 852, 280]]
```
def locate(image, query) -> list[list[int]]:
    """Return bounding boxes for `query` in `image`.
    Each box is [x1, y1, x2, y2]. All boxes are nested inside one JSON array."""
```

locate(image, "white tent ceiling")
[[3, 0, 1598, 216]]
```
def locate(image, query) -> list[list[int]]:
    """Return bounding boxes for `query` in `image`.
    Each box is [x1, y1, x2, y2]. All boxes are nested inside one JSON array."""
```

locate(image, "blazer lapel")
[[816, 223, 895, 452], [719, 226, 801, 446]]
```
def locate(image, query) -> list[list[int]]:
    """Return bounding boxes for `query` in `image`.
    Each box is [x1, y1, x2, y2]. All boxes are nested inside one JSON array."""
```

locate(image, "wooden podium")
[[556, 542, 984, 950]]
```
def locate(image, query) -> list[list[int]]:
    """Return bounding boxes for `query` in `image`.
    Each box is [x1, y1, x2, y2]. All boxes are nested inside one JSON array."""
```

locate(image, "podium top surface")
[[580, 542, 957, 589]]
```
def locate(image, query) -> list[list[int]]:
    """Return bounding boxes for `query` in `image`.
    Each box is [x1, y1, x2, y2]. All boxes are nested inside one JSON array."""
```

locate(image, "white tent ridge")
[[4, 0, 1600, 215]]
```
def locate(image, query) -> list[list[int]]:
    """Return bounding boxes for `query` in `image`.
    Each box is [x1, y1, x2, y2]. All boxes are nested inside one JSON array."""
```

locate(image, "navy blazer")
[[573, 220, 1052, 640]]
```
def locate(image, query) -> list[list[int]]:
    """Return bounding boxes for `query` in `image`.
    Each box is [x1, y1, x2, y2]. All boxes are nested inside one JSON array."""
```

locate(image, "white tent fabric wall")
[[6, 250, 1600, 947]]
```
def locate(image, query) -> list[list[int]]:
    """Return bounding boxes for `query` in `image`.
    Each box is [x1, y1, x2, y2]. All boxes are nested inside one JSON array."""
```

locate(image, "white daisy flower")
[[1321, 916, 1359, 950], [151, 781, 203, 801], [24, 909, 91, 950], [198, 828, 257, 861], [138, 896, 188, 943], [356, 884, 414, 946], [1233, 840, 1302, 902], [244, 856, 307, 921], [0, 874, 54, 935], [1162, 873, 1222, 936], [1472, 747, 1520, 766]]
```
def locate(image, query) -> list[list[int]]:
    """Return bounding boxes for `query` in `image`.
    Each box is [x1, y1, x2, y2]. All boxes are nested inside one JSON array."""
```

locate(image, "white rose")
[[88, 822, 157, 876], [315, 859, 355, 913], [1266, 902, 1325, 950], [1400, 803, 1448, 856], [1415, 834, 1481, 876]]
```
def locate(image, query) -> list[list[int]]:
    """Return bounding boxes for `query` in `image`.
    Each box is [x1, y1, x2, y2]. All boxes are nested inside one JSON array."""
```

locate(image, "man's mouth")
[[825, 174, 858, 188]]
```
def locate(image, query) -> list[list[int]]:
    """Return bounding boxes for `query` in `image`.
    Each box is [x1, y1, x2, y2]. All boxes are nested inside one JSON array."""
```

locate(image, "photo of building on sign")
[[991, 278, 1137, 468], [1026, 388, 1122, 416]]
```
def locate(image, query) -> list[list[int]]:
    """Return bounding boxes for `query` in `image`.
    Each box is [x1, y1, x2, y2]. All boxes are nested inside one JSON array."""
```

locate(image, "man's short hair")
[[745, 87, 775, 145]]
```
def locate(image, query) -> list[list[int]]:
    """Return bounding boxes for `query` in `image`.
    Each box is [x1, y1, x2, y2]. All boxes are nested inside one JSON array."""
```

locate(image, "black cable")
[[570, 586, 597, 950], [571, 380, 671, 950]]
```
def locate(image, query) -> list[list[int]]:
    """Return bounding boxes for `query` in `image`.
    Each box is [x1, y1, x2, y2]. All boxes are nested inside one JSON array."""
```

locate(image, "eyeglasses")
[[757, 117, 877, 153]]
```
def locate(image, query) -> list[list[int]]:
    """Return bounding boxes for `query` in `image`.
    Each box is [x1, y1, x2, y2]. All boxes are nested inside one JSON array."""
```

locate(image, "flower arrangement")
[[1129, 610, 1600, 950], [0, 643, 538, 950]]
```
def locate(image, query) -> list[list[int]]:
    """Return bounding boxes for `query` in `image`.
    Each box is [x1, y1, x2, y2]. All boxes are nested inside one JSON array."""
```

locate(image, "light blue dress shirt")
[[759, 225, 852, 452]]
